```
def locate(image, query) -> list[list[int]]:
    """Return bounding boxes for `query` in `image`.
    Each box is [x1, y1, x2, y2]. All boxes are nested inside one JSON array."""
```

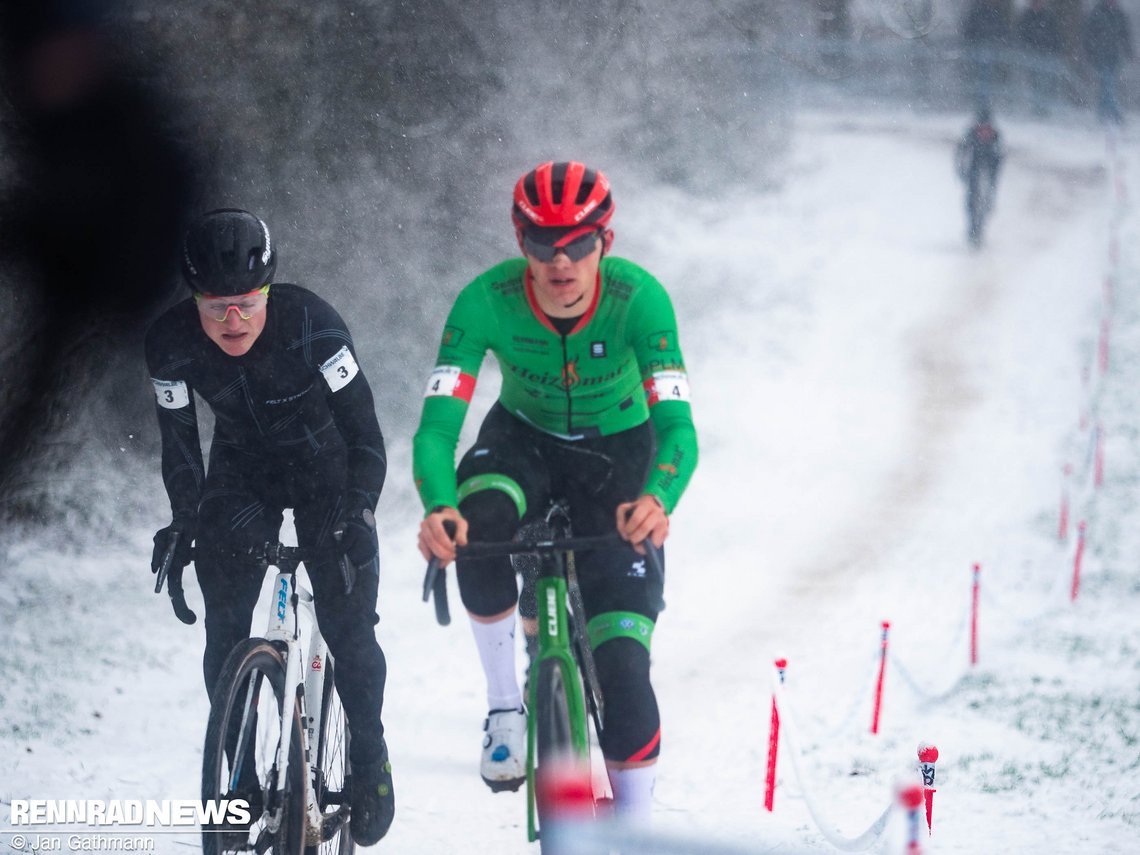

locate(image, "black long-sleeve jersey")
[[144, 284, 387, 523]]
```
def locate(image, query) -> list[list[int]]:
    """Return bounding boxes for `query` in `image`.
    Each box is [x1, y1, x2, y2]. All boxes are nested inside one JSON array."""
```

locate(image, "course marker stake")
[[970, 563, 980, 666], [871, 621, 890, 735], [764, 658, 787, 812], [918, 742, 939, 835], [1059, 464, 1071, 542], [1071, 521, 1087, 602], [897, 781, 925, 854], [1094, 423, 1105, 489]]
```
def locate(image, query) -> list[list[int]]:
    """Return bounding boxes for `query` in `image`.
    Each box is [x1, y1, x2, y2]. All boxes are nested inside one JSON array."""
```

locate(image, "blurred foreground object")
[[0, 0, 195, 522]]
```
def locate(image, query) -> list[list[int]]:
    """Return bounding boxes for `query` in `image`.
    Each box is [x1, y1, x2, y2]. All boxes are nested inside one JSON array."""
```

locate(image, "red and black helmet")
[[511, 161, 614, 239]]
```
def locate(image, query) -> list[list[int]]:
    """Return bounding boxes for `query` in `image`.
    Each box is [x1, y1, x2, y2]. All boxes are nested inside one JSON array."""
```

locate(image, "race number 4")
[[319, 346, 360, 393], [152, 378, 190, 409], [424, 365, 475, 403], [643, 370, 690, 406]]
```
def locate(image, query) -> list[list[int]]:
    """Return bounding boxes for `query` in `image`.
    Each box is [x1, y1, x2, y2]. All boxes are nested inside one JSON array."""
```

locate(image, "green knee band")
[[587, 611, 654, 653], [456, 473, 527, 518]]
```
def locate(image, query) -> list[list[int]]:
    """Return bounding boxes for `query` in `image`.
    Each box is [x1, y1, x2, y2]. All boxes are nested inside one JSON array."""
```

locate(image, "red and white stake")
[[1071, 521, 1087, 602], [1098, 317, 1111, 376], [897, 782, 925, 854], [917, 743, 939, 835], [764, 658, 787, 812], [871, 621, 890, 735], [970, 563, 980, 666]]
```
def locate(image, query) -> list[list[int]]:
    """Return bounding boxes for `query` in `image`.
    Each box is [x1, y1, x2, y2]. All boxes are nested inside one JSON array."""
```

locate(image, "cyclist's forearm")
[[328, 377, 388, 510], [157, 412, 205, 522], [412, 405, 466, 511], [643, 403, 698, 514]]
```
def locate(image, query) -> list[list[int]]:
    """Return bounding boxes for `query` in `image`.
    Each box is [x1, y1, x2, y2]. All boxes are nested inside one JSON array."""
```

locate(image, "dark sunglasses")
[[522, 229, 601, 263]]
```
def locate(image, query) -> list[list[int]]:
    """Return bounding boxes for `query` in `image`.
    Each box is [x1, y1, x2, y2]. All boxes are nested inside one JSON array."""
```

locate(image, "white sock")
[[608, 764, 656, 820], [470, 613, 523, 712]]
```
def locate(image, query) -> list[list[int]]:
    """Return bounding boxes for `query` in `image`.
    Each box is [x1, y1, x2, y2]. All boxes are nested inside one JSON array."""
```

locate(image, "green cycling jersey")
[[413, 255, 698, 514]]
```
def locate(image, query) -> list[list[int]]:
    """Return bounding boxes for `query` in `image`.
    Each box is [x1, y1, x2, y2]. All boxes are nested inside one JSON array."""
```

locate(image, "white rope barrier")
[[770, 667, 895, 851]]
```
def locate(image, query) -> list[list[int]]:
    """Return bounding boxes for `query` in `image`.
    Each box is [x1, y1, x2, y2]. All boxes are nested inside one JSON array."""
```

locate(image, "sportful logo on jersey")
[[424, 365, 476, 402], [319, 346, 360, 393], [643, 370, 690, 406], [152, 378, 190, 409], [591, 341, 606, 358]]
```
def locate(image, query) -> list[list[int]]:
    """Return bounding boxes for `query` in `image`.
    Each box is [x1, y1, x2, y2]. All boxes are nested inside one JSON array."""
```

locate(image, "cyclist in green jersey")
[[413, 161, 697, 818]]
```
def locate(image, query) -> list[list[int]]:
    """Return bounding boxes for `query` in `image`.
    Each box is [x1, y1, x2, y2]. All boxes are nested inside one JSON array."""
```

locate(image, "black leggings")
[[194, 447, 388, 768], [455, 404, 663, 762]]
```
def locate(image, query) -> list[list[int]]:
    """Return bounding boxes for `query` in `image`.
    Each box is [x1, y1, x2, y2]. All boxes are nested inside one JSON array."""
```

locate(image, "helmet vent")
[[523, 172, 540, 207], [574, 169, 597, 205], [550, 161, 569, 202]]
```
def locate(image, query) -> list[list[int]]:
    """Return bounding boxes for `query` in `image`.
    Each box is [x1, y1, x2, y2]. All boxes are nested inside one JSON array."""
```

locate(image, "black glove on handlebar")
[[151, 518, 195, 575], [337, 506, 378, 571]]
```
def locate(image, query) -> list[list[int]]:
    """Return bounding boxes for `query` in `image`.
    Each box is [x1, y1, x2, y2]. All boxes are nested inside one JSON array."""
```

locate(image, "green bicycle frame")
[[526, 572, 592, 843]]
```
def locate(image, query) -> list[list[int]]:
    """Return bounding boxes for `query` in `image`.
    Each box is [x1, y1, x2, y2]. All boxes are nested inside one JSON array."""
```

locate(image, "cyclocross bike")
[[423, 502, 664, 852], [155, 537, 356, 854]]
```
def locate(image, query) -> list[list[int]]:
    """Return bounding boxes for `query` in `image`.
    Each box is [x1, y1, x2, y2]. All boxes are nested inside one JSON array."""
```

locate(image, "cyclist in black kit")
[[145, 209, 393, 846]]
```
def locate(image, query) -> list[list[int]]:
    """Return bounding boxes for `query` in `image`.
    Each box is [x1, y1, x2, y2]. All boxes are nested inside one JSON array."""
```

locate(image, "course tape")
[[770, 666, 895, 851], [887, 600, 971, 701]]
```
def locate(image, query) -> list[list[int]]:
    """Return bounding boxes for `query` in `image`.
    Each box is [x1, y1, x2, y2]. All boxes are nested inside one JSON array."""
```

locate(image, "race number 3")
[[319, 346, 360, 392], [152, 378, 190, 409], [643, 370, 691, 406]]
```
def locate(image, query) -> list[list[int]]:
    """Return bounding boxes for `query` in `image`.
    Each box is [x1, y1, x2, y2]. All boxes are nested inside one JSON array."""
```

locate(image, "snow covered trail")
[[2, 111, 1136, 855]]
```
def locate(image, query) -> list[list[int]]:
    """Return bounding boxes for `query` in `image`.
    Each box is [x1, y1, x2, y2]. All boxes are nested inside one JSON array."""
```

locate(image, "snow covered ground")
[[2, 108, 1138, 854]]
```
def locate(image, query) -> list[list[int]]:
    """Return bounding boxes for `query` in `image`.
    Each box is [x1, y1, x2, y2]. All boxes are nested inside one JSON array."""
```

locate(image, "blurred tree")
[[1052, 0, 1087, 62]]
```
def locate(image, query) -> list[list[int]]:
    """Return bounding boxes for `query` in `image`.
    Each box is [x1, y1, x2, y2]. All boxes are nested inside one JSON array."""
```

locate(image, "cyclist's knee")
[[455, 488, 522, 616], [593, 636, 660, 763], [459, 482, 522, 540]]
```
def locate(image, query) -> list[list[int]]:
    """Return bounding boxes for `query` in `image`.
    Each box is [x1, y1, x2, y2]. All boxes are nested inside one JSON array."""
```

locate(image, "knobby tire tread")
[[201, 638, 305, 855]]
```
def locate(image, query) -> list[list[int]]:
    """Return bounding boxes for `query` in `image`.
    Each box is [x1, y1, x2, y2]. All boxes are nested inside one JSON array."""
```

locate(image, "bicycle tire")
[[202, 638, 306, 855], [308, 658, 355, 855], [534, 658, 578, 854]]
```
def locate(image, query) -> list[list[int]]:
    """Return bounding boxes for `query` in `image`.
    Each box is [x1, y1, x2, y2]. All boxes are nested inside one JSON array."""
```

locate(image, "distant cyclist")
[[414, 161, 698, 819], [145, 209, 394, 846], [955, 108, 1004, 247]]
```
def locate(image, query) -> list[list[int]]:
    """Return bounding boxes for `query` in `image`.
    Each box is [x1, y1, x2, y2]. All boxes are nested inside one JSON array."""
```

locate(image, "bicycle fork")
[[257, 571, 329, 838], [526, 573, 592, 843]]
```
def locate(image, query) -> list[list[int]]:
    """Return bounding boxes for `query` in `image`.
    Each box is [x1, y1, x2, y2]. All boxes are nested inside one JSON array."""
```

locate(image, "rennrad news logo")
[[8, 799, 252, 827]]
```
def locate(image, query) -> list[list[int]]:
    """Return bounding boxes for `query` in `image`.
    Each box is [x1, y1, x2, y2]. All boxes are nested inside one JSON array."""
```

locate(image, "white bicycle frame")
[[237, 568, 336, 839]]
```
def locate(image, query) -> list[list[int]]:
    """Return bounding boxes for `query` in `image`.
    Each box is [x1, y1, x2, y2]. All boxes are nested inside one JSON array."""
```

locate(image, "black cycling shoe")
[[351, 741, 395, 846]]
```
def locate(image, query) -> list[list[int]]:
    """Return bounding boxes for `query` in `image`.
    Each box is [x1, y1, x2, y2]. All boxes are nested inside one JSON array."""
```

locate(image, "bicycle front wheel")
[[534, 658, 589, 853], [202, 638, 306, 855], [308, 658, 355, 855]]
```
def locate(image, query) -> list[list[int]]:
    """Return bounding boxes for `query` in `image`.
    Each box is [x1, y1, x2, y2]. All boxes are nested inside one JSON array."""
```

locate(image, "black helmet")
[[181, 209, 276, 295]]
